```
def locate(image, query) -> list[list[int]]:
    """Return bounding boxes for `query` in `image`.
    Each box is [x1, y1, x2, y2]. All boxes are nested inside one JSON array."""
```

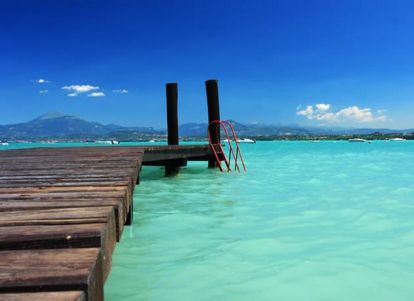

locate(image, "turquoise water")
[[103, 141, 414, 301], [2, 141, 414, 300]]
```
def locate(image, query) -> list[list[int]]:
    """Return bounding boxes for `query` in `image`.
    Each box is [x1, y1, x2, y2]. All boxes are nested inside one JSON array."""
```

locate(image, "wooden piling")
[[165, 83, 180, 176], [205, 79, 221, 168], [166, 83, 179, 146]]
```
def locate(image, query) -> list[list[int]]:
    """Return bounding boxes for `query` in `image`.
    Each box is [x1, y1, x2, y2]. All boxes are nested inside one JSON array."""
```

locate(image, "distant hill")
[[179, 120, 413, 137], [0, 112, 161, 140], [0, 112, 412, 141]]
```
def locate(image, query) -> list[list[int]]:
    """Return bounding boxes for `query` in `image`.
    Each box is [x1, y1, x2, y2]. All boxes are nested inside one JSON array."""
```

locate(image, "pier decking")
[[0, 145, 212, 300]]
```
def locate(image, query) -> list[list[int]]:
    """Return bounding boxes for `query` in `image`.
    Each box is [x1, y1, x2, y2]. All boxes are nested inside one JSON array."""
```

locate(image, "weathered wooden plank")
[[0, 173, 134, 181], [0, 167, 138, 176], [0, 205, 122, 240], [0, 188, 134, 219], [0, 206, 114, 227], [0, 191, 127, 200], [0, 162, 141, 171], [0, 206, 118, 245], [0, 222, 116, 280], [0, 195, 130, 224], [0, 248, 103, 301], [0, 153, 143, 159], [0, 199, 125, 235], [0, 179, 131, 188], [0, 154, 143, 160], [0, 180, 132, 188], [0, 186, 127, 194], [0, 157, 142, 163], [0, 291, 85, 301]]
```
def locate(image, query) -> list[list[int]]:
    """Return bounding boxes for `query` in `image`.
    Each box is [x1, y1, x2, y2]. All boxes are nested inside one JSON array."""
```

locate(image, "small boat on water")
[[223, 138, 256, 144], [238, 138, 256, 143], [348, 138, 367, 143], [389, 138, 406, 141], [95, 140, 119, 145], [0, 142, 9, 146]]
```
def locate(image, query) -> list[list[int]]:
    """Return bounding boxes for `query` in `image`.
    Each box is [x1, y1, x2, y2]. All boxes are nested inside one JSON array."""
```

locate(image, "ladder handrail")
[[221, 120, 247, 172], [207, 120, 246, 172]]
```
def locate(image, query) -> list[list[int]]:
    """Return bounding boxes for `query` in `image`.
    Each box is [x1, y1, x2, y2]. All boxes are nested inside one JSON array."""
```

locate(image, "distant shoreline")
[[1, 132, 413, 144]]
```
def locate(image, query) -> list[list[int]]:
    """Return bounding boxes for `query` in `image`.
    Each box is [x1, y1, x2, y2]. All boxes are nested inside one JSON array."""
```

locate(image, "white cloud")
[[39, 89, 48, 94], [62, 84, 99, 94], [315, 103, 330, 111], [31, 78, 51, 84], [112, 89, 128, 94], [62, 84, 100, 97], [88, 92, 105, 97], [297, 105, 314, 117], [297, 103, 388, 124]]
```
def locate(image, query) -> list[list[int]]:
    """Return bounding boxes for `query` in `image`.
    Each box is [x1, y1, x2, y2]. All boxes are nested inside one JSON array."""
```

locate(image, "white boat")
[[222, 138, 256, 144], [149, 139, 156, 143], [389, 138, 406, 141], [0, 142, 9, 146], [238, 138, 256, 143], [348, 138, 367, 143], [95, 140, 119, 145]]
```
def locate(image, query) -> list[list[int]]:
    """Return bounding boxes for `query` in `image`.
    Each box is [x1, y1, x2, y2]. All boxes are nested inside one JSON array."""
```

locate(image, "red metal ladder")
[[208, 120, 247, 172]]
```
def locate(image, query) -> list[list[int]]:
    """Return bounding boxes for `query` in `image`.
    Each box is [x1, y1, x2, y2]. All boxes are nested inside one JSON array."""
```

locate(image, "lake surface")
[[104, 141, 414, 301], [2, 141, 413, 300]]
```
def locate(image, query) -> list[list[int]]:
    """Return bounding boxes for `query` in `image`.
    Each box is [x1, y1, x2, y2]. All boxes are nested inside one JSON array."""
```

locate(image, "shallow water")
[[103, 141, 414, 301], [2, 141, 413, 300]]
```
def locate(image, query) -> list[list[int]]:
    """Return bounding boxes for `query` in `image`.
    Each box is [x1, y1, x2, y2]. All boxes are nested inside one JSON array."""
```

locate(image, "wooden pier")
[[0, 144, 213, 300]]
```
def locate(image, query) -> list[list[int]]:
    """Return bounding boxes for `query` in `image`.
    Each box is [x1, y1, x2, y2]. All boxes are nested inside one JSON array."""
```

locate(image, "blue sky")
[[1, 0, 414, 128]]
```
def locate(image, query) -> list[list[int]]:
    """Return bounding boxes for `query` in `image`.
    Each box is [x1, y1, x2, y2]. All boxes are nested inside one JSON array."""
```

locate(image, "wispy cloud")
[[62, 84, 99, 97], [297, 103, 388, 124], [112, 89, 128, 94], [39, 89, 48, 94], [88, 91, 105, 97]]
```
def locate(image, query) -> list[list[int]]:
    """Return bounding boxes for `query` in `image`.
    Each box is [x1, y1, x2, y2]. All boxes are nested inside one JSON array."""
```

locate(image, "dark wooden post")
[[166, 83, 179, 146], [165, 83, 180, 176], [205, 79, 221, 168]]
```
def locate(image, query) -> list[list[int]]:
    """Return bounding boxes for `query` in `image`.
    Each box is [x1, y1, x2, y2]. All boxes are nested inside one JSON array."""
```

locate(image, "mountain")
[[0, 112, 412, 141], [0, 112, 161, 140]]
